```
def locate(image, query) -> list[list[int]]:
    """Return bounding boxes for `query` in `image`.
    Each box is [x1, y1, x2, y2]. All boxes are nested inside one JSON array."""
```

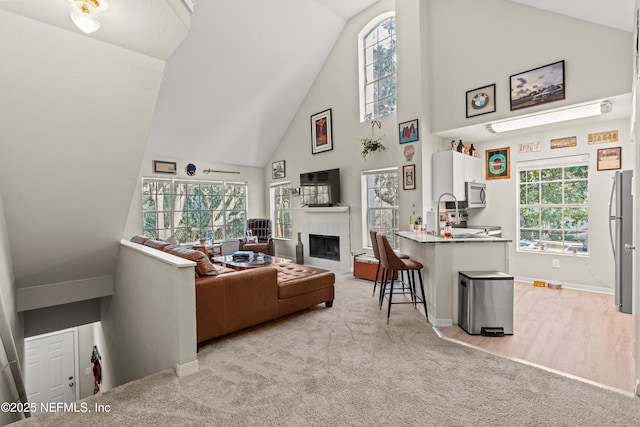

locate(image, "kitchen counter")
[[396, 230, 510, 243], [396, 231, 511, 327]]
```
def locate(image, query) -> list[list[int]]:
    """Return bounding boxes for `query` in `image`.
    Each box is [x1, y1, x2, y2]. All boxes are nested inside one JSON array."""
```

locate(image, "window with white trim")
[[518, 155, 589, 254], [359, 14, 397, 121], [142, 178, 247, 243], [361, 168, 399, 248], [270, 182, 292, 239]]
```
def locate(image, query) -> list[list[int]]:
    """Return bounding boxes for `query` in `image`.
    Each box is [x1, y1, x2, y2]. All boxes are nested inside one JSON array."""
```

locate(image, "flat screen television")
[[300, 168, 341, 207]]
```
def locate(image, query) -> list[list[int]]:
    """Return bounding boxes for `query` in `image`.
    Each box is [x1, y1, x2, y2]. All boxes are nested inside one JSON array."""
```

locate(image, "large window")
[[270, 182, 292, 239], [142, 178, 247, 243], [518, 156, 589, 254], [362, 168, 399, 248], [359, 14, 396, 121]]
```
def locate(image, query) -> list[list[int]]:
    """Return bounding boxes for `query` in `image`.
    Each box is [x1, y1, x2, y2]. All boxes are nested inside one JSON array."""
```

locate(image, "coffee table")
[[213, 254, 292, 270]]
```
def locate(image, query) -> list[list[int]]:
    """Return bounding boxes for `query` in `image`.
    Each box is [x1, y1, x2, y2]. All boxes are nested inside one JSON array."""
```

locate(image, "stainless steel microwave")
[[465, 182, 486, 208]]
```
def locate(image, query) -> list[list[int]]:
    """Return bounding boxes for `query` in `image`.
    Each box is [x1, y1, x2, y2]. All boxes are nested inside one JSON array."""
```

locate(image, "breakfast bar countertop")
[[396, 230, 512, 244]]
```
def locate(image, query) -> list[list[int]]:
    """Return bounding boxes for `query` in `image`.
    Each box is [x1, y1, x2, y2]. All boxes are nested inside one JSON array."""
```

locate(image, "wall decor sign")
[[486, 147, 510, 180], [466, 83, 496, 118], [272, 160, 285, 179], [597, 147, 622, 171], [588, 130, 619, 145], [399, 119, 419, 144], [310, 109, 333, 154], [550, 136, 577, 149], [403, 164, 416, 190], [153, 160, 177, 174], [403, 145, 415, 161], [510, 60, 565, 111], [519, 141, 541, 153]]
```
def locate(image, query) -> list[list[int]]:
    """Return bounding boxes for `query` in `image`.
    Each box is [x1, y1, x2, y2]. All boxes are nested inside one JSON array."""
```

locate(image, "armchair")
[[238, 218, 274, 255]]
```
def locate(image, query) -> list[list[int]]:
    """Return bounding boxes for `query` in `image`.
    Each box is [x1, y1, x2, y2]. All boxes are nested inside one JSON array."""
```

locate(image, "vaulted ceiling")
[[1, 0, 635, 171], [146, 0, 635, 168]]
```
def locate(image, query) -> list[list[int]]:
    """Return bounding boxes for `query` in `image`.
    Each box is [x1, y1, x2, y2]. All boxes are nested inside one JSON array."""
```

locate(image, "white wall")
[[266, 0, 407, 260], [469, 117, 633, 291], [0, 193, 24, 425], [427, 0, 632, 134], [267, 0, 633, 264], [99, 242, 197, 387]]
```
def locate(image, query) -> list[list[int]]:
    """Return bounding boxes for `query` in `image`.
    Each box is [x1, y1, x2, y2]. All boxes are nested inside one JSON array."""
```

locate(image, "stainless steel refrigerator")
[[609, 170, 633, 314]]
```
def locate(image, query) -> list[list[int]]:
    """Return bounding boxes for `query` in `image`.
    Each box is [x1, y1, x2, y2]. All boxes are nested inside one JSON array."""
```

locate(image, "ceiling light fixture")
[[69, 0, 101, 34], [486, 101, 612, 133]]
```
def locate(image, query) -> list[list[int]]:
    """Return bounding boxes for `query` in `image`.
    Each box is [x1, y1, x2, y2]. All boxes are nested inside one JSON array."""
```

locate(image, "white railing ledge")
[[120, 240, 196, 268]]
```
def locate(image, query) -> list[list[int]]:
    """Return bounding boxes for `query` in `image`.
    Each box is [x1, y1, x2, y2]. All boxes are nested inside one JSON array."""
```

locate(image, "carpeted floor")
[[13, 273, 640, 426]]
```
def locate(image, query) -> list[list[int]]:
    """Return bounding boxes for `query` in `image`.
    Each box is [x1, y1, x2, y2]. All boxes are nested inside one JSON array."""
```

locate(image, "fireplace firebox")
[[309, 234, 340, 261]]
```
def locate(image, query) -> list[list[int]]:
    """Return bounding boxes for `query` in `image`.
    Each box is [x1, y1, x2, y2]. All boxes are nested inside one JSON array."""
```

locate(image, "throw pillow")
[[166, 246, 218, 277], [246, 235, 258, 244], [143, 239, 171, 251]]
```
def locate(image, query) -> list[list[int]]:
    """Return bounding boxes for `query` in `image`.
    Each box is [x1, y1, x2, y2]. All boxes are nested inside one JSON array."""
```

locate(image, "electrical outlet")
[[552, 259, 560, 268], [85, 367, 92, 376]]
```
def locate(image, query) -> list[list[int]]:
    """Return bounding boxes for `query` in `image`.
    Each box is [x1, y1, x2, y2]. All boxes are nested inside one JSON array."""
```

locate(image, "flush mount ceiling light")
[[69, 0, 101, 34], [486, 101, 612, 133]]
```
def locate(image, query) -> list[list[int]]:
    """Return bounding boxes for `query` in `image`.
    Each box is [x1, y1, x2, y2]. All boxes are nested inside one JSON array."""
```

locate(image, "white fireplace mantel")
[[296, 205, 349, 213], [297, 206, 351, 272]]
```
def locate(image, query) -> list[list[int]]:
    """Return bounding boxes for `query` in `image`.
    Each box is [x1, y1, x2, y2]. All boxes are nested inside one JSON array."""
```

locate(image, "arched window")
[[359, 13, 397, 121]]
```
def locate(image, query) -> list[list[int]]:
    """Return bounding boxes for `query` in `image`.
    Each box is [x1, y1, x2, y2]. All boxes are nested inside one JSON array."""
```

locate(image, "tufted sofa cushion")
[[274, 263, 336, 299]]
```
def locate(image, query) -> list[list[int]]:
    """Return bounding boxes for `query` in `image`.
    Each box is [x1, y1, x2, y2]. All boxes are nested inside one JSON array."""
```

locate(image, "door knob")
[[69, 382, 74, 387], [68, 376, 73, 380], [625, 244, 635, 251]]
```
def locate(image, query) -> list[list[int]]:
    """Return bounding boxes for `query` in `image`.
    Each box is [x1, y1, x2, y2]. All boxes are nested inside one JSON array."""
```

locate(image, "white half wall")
[[99, 241, 198, 387]]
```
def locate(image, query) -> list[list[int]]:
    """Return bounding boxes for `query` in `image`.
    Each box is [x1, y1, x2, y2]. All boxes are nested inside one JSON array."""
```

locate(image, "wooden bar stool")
[[376, 233, 428, 324]]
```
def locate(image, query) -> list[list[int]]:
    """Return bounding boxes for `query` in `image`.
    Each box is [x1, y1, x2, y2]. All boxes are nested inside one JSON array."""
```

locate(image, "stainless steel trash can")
[[458, 271, 514, 336]]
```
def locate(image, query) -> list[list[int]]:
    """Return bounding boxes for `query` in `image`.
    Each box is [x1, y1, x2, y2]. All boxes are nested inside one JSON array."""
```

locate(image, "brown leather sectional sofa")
[[130, 236, 335, 345]]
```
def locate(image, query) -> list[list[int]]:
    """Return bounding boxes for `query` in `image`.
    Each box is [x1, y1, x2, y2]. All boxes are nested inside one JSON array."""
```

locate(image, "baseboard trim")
[[176, 360, 199, 377]]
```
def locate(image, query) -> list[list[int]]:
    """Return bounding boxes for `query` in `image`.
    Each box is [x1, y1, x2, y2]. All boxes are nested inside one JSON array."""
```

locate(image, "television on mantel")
[[299, 168, 341, 207]]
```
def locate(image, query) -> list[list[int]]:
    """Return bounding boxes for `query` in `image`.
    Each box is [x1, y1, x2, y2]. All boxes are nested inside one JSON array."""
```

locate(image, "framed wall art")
[[597, 147, 622, 171], [272, 160, 285, 179], [310, 109, 333, 154], [399, 119, 419, 144], [510, 60, 565, 111], [486, 147, 510, 180], [153, 160, 177, 174], [403, 164, 416, 190], [466, 84, 496, 118]]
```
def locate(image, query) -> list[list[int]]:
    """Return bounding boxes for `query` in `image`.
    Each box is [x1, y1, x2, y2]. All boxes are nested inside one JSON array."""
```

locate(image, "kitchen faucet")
[[436, 192, 459, 237]]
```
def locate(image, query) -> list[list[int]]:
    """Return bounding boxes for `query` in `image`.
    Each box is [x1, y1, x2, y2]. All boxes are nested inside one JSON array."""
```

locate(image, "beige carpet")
[[12, 274, 640, 426]]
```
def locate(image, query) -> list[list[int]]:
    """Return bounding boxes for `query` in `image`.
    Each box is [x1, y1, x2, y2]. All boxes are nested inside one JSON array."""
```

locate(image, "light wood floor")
[[437, 281, 635, 393]]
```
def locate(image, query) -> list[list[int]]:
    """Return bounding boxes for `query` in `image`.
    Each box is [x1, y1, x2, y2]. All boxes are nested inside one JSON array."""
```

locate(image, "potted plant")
[[360, 120, 386, 160]]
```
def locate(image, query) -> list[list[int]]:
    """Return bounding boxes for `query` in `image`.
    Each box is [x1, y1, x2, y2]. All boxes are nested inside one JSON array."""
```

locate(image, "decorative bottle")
[[456, 140, 464, 153], [469, 144, 477, 157], [296, 232, 304, 264]]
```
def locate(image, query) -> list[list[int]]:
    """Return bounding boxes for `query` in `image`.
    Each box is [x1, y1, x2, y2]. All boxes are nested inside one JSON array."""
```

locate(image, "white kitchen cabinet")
[[432, 151, 482, 201]]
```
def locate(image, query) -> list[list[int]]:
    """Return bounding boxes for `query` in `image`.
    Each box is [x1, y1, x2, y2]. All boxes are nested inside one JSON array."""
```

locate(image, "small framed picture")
[[153, 160, 177, 174], [466, 84, 496, 118], [399, 119, 419, 144], [597, 147, 622, 171], [510, 60, 565, 111], [486, 147, 510, 180], [403, 164, 416, 190], [310, 109, 333, 154], [272, 160, 286, 179]]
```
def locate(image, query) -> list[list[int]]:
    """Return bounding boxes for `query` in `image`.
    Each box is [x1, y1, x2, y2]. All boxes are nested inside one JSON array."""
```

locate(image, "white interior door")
[[24, 329, 77, 414]]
